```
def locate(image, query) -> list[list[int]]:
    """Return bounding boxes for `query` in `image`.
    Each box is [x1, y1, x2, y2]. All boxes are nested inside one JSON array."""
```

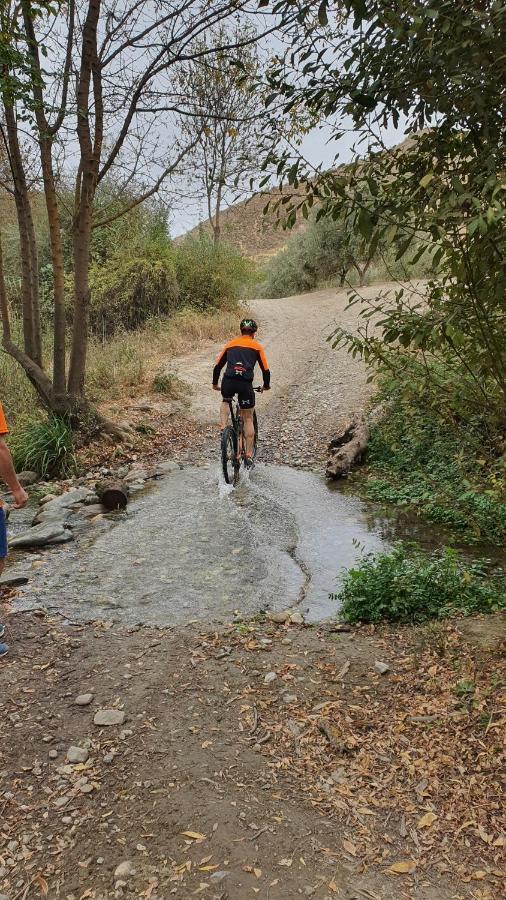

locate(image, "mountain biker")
[[212, 318, 271, 468], [0, 400, 29, 658]]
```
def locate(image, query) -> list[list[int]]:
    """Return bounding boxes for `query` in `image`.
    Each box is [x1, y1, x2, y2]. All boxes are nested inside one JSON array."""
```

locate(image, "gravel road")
[[173, 285, 377, 467]]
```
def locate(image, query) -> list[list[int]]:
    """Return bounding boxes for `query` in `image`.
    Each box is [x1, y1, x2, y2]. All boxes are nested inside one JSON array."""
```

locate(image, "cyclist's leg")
[[241, 409, 255, 458], [220, 377, 234, 430]]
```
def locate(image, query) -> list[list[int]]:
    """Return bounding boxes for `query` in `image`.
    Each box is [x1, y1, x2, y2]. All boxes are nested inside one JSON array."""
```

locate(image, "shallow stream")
[[9, 464, 389, 625]]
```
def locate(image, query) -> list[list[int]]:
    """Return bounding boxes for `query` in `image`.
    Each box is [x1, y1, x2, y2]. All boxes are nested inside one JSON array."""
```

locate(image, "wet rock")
[[10, 523, 73, 548], [264, 671, 277, 684], [33, 506, 72, 526], [94, 709, 125, 727], [81, 504, 107, 519], [17, 470, 38, 486], [114, 861, 136, 880], [374, 661, 390, 675], [74, 693, 93, 706], [66, 746, 89, 764]]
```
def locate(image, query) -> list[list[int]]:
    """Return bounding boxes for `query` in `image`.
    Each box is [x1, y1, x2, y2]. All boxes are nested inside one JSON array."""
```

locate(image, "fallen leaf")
[[388, 860, 417, 875], [181, 831, 206, 841], [417, 811, 437, 829], [199, 865, 218, 872], [253, 868, 262, 878], [343, 839, 357, 856], [329, 880, 339, 893], [337, 660, 350, 679], [35, 874, 49, 896]]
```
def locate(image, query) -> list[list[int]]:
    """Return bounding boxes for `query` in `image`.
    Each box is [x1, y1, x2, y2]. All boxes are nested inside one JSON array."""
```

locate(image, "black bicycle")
[[221, 387, 262, 485]]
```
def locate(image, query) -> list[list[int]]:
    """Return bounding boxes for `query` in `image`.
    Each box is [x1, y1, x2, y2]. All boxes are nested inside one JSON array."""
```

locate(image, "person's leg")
[[219, 401, 230, 430], [241, 408, 255, 459]]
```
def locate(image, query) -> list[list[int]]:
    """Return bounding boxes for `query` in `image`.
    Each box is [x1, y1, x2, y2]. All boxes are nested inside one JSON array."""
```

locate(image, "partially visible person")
[[0, 401, 28, 658]]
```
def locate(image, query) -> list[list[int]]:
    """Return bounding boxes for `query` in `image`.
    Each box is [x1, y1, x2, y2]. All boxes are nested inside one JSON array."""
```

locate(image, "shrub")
[[85, 245, 179, 337], [175, 235, 253, 310], [365, 372, 506, 544], [335, 544, 505, 625], [9, 415, 75, 478], [152, 371, 187, 397]]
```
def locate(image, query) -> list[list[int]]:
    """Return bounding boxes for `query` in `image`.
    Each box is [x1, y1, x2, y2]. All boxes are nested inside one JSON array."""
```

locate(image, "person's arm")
[[212, 346, 228, 388], [0, 438, 28, 508], [257, 345, 271, 389]]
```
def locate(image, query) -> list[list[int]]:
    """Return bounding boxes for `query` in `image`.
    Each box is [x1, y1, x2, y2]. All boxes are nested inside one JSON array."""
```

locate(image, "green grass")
[[9, 415, 75, 478], [334, 544, 505, 624], [364, 381, 506, 544]]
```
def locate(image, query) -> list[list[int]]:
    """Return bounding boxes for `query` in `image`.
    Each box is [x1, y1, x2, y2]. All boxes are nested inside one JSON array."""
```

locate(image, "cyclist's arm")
[[213, 347, 227, 386], [257, 346, 271, 389]]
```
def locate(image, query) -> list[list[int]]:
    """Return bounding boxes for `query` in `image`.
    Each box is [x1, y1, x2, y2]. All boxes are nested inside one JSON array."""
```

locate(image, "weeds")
[[334, 543, 505, 624], [9, 415, 75, 478]]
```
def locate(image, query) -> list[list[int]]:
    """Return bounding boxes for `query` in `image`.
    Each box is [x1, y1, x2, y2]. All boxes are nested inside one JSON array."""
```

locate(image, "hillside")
[[182, 188, 309, 260]]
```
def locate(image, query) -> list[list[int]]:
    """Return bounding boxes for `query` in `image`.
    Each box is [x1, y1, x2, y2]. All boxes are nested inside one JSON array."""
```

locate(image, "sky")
[[169, 116, 406, 237]]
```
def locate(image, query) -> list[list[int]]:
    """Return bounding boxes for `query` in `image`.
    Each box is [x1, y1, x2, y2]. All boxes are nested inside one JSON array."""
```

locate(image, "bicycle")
[[221, 387, 262, 485]]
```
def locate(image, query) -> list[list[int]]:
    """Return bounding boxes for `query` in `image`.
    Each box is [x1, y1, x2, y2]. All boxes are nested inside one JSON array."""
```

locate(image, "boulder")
[[10, 523, 73, 548], [94, 708, 125, 726], [17, 471, 39, 486]]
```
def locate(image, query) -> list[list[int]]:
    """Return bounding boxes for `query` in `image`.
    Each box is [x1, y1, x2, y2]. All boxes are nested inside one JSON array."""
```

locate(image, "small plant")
[[152, 371, 186, 397], [9, 415, 75, 478], [335, 543, 505, 625]]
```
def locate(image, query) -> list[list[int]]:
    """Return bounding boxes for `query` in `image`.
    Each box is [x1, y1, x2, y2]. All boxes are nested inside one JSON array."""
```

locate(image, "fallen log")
[[95, 479, 129, 510], [326, 416, 369, 479]]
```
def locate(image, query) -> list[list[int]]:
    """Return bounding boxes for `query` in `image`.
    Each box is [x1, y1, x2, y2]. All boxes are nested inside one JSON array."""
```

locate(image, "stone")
[[289, 611, 304, 625], [269, 610, 291, 624], [114, 861, 136, 880], [39, 493, 58, 505], [94, 709, 125, 727], [10, 523, 73, 549], [83, 493, 100, 505], [66, 746, 89, 764], [32, 507, 72, 526], [81, 504, 106, 519], [374, 661, 390, 675], [210, 872, 228, 882], [17, 470, 38, 486], [74, 693, 93, 707], [282, 693, 298, 704], [264, 671, 277, 684], [48, 750, 58, 759], [154, 460, 181, 475], [0, 574, 29, 588]]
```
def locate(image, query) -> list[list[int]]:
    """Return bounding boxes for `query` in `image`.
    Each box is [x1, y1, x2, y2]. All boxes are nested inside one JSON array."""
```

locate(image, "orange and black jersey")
[[213, 334, 271, 387]]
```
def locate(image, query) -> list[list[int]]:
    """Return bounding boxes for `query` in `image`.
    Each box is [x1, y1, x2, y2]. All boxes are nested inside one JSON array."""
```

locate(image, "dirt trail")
[[173, 286, 376, 466], [1, 285, 504, 900]]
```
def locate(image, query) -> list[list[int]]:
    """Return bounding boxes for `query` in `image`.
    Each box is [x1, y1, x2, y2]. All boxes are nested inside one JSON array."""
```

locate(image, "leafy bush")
[[175, 235, 253, 310], [261, 213, 437, 298], [336, 544, 505, 624], [365, 373, 506, 544], [152, 372, 186, 397], [9, 415, 75, 478], [85, 245, 179, 336]]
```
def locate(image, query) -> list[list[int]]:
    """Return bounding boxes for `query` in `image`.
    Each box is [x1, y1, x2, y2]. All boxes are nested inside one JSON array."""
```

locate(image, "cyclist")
[[0, 400, 29, 658], [212, 318, 270, 468]]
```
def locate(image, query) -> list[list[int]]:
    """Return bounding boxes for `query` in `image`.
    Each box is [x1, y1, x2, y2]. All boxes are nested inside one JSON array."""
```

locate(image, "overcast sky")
[[169, 116, 405, 237]]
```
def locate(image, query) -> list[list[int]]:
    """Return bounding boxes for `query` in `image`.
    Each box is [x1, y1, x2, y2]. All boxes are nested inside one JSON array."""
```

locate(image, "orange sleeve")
[[257, 344, 269, 372], [0, 403, 8, 435]]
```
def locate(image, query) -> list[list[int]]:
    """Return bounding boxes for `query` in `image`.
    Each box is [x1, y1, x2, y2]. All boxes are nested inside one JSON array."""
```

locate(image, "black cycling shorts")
[[221, 376, 255, 409]]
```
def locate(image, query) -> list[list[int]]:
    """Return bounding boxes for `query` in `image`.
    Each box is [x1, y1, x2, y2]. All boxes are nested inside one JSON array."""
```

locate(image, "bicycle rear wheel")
[[221, 426, 238, 485], [253, 411, 259, 459]]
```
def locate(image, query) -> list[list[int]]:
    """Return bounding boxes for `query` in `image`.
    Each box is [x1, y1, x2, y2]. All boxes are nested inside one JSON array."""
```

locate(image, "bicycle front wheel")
[[221, 426, 238, 485]]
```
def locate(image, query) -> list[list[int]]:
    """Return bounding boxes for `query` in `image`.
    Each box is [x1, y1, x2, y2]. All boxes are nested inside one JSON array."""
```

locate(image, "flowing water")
[[10, 464, 388, 625]]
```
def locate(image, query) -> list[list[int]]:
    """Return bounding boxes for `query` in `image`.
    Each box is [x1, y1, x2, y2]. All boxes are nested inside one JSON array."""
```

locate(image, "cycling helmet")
[[240, 318, 258, 334]]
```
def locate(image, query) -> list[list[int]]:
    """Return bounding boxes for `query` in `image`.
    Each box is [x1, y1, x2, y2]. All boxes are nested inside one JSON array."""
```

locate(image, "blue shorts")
[[0, 506, 7, 559]]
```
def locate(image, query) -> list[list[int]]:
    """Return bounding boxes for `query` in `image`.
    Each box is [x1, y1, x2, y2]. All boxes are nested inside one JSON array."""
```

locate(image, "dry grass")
[[86, 306, 239, 402], [0, 307, 240, 425]]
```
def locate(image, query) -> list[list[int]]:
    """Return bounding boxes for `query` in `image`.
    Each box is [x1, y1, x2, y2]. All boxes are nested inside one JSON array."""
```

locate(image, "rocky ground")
[[1, 286, 505, 899]]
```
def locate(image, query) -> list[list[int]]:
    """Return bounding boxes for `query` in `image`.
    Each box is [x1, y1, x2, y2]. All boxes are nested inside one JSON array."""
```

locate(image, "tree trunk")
[[326, 417, 370, 478], [2, 97, 39, 362], [68, 190, 93, 399]]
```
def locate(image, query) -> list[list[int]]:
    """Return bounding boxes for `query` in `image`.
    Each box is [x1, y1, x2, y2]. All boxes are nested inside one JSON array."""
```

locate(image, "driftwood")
[[326, 416, 370, 479], [95, 479, 129, 510]]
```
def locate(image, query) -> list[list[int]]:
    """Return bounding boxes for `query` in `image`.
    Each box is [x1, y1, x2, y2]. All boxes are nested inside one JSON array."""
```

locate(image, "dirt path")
[[1, 285, 504, 899], [173, 286, 375, 466]]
